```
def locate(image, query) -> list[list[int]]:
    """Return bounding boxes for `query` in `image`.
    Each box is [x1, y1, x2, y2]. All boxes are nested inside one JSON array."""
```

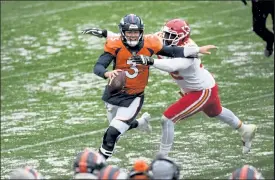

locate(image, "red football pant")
[[163, 84, 222, 123]]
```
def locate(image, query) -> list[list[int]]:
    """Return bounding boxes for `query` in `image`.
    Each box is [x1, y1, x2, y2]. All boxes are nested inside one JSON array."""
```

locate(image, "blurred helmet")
[[118, 14, 144, 47], [129, 159, 152, 180], [73, 148, 106, 175], [150, 153, 180, 180], [9, 166, 43, 179], [162, 18, 191, 46], [229, 165, 264, 180], [74, 173, 98, 179], [98, 165, 128, 180]]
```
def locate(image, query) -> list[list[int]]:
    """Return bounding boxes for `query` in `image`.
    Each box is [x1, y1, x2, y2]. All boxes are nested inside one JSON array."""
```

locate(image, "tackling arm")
[[153, 57, 194, 72], [156, 45, 199, 58]]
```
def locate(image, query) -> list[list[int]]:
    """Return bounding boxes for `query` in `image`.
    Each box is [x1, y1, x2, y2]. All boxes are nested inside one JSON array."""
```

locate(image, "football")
[[108, 71, 126, 93]]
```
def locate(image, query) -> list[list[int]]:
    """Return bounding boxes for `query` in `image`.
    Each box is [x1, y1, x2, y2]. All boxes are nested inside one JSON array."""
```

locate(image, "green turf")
[[1, 1, 274, 179]]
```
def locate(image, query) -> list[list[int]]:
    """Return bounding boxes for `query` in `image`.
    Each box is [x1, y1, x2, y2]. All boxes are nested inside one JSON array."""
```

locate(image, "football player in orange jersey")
[[84, 17, 257, 157], [92, 14, 216, 160]]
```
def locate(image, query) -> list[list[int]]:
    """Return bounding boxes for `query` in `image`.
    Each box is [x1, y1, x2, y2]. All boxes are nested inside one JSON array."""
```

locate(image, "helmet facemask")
[[121, 28, 143, 47], [162, 25, 188, 46], [119, 14, 144, 47]]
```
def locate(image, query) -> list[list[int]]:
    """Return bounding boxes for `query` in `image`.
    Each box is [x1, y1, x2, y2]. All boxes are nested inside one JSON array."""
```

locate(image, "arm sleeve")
[[93, 52, 115, 79], [107, 31, 120, 37], [156, 45, 199, 58], [153, 58, 194, 72]]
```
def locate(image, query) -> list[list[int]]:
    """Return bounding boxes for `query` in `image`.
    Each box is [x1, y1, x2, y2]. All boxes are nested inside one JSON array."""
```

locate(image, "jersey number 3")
[[126, 60, 138, 78]]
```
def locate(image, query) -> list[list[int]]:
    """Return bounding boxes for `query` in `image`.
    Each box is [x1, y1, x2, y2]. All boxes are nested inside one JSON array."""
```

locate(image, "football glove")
[[81, 28, 107, 38], [130, 55, 154, 65]]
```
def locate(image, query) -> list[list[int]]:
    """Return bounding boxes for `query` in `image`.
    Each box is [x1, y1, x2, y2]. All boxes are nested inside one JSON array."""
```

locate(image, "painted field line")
[[196, 29, 250, 43], [1, 93, 273, 154], [2, 2, 114, 21], [215, 6, 247, 15], [223, 93, 274, 106], [1, 60, 91, 80], [1, 29, 250, 80], [1, 129, 103, 153]]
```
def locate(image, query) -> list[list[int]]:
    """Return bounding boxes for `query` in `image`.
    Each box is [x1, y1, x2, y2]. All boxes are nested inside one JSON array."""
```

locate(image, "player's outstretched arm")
[[130, 55, 193, 72], [82, 28, 108, 38], [82, 28, 118, 38], [156, 44, 217, 57], [199, 45, 217, 54]]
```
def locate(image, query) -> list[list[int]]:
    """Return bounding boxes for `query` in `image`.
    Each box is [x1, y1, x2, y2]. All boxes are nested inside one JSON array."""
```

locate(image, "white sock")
[[159, 115, 174, 156], [215, 107, 244, 131]]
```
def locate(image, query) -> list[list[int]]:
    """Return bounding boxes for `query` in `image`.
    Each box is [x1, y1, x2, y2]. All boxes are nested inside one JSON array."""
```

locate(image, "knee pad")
[[103, 126, 121, 150], [109, 119, 130, 134]]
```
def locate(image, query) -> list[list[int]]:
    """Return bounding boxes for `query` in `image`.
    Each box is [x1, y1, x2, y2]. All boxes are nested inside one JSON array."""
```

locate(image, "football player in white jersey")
[[82, 19, 257, 155]]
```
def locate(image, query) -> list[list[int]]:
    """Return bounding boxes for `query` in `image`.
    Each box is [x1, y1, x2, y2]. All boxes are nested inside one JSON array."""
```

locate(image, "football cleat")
[[241, 124, 257, 154], [264, 41, 274, 57], [137, 112, 152, 133]]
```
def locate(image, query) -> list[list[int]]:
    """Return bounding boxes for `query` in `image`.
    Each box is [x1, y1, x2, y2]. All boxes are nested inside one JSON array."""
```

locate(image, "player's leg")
[[252, 1, 274, 56], [159, 89, 212, 156], [105, 102, 118, 123], [105, 98, 151, 132], [203, 84, 257, 154], [99, 97, 144, 159], [127, 96, 151, 132]]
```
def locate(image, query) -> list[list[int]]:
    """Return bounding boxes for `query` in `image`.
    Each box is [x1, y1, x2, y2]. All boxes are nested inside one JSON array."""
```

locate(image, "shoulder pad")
[[104, 36, 122, 56]]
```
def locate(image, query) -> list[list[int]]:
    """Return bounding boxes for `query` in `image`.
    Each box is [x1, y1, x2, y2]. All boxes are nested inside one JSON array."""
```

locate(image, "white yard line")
[[1, 60, 91, 80], [2, 93, 273, 153], [196, 29, 251, 42], [1, 29, 250, 80], [215, 6, 247, 15], [2, 2, 114, 21]]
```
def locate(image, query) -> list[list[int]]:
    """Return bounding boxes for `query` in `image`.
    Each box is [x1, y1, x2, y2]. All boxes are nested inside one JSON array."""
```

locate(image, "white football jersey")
[[157, 38, 215, 93]]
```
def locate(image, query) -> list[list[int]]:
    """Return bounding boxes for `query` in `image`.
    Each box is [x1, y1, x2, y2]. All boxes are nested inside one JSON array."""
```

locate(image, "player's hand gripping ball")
[[108, 70, 126, 93]]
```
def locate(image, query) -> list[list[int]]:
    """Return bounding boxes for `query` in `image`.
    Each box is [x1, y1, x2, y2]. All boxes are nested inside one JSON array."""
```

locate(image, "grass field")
[[1, 1, 274, 179]]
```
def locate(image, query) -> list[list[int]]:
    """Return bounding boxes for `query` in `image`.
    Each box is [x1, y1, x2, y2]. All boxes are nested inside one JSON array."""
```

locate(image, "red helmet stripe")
[[239, 165, 249, 179], [102, 166, 113, 179], [79, 150, 89, 173]]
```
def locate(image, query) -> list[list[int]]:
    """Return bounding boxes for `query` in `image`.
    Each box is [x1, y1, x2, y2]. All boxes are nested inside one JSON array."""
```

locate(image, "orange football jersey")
[[104, 35, 163, 94]]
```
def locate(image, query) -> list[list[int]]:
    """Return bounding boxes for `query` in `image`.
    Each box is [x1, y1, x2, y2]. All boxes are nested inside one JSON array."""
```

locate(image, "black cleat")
[[264, 41, 274, 57]]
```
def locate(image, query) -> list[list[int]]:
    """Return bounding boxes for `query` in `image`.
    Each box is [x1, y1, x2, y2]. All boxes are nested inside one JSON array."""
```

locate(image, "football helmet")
[[98, 165, 128, 179], [118, 14, 144, 47], [129, 159, 152, 180], [229, 165, 264, 179], [162, 18, 191, 46], [73, 148, 106, 174], [149, 153, 180, 180], [9, 166, 43, 179]]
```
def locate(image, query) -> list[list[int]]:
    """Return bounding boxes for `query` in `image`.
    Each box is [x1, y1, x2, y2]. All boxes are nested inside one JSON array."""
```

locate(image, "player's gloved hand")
[[81, 28, 107, 38], [130, 55, 154, 65]]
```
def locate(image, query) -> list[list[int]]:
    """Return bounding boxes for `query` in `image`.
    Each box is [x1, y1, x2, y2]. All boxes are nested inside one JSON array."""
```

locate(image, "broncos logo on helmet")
[[229, 165, 264, 180], [73, 148, 106, 175], [98, 165, 128, 180], [162, 18, 191, 46]]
